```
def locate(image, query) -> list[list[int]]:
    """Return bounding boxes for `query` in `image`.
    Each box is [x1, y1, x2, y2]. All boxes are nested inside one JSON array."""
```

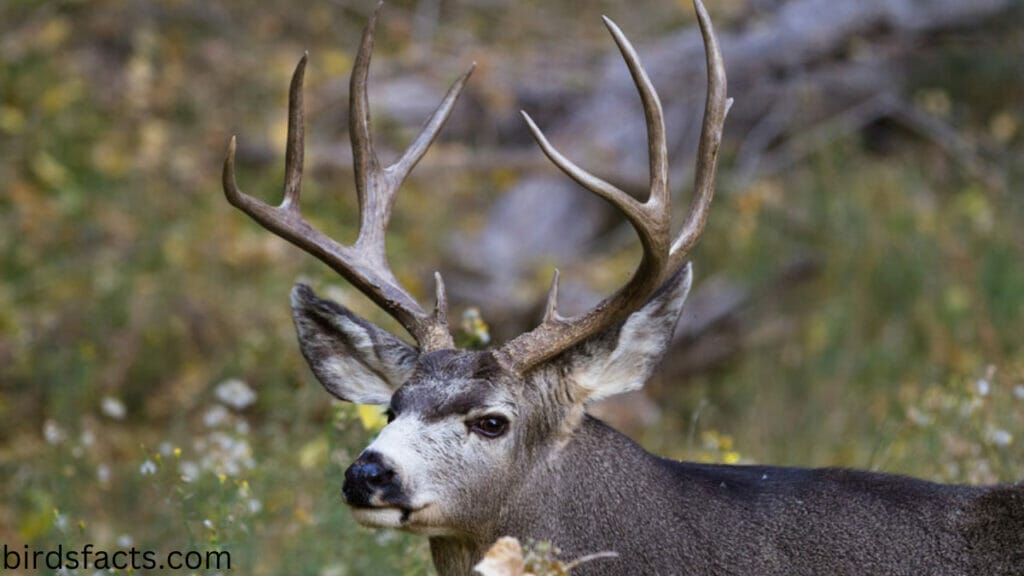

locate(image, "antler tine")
[[497, 5, 728, 373], [517, 13, 675, 266], [281, 52, 308, 212], [601, 16, 669, 212], [433, 271, 449, 326], [224, 3, 471, 352], [518, 13, 673, 259], [543, 269, 562, 324], [669, 0, 732, 267], [391, 64, 476, 183], [350, 1, 383, 207], [350, 2, 475, 252], [223, 55, 336, 255], [519, 111, 650, 241]]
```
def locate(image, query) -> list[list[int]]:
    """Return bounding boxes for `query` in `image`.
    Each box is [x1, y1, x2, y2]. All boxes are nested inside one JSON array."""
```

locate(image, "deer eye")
[[469, 415, 508, 439]]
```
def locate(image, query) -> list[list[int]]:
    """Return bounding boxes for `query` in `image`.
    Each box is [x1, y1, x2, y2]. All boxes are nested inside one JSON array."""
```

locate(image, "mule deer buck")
[[222, 1, 1023, 574]]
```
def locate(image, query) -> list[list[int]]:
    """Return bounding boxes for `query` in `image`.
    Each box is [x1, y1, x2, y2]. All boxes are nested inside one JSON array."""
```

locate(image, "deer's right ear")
[[558, 265, 693, 403], [290, 284, 419, 405]]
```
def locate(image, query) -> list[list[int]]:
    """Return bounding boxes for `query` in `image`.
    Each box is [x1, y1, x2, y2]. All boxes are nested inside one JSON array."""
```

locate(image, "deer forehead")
[[390, 351, 518, 421], [393, 368, 520, 420]]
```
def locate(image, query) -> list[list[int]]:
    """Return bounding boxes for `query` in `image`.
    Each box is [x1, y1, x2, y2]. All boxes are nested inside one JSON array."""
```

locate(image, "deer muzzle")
[[343, 450, 405, 509]]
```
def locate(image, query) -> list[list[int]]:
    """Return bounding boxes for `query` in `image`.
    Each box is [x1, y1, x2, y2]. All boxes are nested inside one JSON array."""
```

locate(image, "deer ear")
[[563, 264, 693, 402], [290, 284, 419, 405]]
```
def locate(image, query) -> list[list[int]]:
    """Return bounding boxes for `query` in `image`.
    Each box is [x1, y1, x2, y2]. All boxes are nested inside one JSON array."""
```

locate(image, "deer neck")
[[428, 415, 663, 575], [429, 536, 490, 576]]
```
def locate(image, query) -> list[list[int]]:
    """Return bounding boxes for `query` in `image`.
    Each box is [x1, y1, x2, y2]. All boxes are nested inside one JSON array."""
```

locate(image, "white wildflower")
[[44, 420, 66, 445], [215, 378, 256, 410], [101, 396, 127, 420], [203, 519, 215, 530], [974, 378, 990, 397], [80, 427, 95, 447], [195, 431, 254, 477], [203, 405, 230, 428], [117, 534, 134, 548], [179, 460, 200, 483], [247, 499, 263, 514], [140, 459, 157, 475], [1014, 385, 1024, 400], [988, 429, 1013, 447], [97, 464, 111, 484]]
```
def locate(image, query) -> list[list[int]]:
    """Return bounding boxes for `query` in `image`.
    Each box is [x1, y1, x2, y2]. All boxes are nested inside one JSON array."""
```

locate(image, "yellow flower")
[[357, 404, 388, 431]]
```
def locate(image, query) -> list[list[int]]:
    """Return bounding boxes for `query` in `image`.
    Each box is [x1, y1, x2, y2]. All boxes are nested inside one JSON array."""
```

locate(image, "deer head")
[[224, 0, 728, 544]]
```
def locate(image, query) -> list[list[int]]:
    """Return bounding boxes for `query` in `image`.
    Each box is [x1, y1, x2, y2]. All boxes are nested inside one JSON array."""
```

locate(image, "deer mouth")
[[349, 502, 445, 533]]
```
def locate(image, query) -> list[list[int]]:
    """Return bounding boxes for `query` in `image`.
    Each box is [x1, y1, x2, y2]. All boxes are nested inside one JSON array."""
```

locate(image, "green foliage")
[[1, 1, 1022, 575]]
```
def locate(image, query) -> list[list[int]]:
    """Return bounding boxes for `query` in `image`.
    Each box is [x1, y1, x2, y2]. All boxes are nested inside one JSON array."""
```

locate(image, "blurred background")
[[1, 0, 1022, 574]]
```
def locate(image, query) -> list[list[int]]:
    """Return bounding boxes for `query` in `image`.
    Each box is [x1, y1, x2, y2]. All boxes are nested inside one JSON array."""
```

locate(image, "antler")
[[497, 0, 732, 372], [222, 2, 473, 352]]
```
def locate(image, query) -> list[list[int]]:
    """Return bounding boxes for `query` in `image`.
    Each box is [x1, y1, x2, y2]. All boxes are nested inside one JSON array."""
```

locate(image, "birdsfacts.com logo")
[[2, 543, 231, 571]]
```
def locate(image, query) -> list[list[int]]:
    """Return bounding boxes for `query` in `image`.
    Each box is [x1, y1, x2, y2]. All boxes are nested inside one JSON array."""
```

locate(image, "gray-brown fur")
[[289, 270, 1024, 575], [465, 417, 1024, 575]]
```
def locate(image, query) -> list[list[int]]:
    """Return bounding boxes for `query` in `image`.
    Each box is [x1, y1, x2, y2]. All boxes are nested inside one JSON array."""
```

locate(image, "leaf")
[[18, 490, 55, 541], [31, 151, 68, 188], [474, 537, 529, 576], [0, 106, 25, 134], [298, 436, 328, 470]]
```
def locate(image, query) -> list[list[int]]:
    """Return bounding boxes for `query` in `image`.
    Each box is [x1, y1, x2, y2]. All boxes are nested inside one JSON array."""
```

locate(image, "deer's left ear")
[[562, 264, 693, 402]]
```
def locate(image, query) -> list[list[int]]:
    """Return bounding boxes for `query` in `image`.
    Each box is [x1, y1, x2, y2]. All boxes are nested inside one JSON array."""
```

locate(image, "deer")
[[221, 1, 1024, 575]]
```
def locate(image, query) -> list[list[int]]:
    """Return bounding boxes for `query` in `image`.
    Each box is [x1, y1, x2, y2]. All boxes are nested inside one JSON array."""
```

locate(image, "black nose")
[[343, 451, 398, 506], [349, 459, 394, 489]]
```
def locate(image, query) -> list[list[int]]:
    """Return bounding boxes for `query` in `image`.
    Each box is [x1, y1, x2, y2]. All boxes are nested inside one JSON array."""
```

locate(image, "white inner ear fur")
[[319, 354, 395, 405], [303, 311, 396, 404], [339, 314, 376, 352], [572, 265, 693, 402]]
